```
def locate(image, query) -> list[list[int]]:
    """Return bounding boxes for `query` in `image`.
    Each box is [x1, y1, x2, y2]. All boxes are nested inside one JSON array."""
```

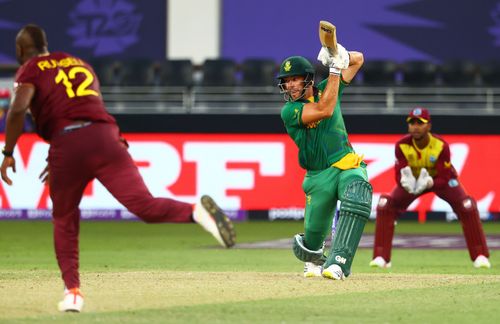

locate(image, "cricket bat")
[[319, 20, 338, 56]]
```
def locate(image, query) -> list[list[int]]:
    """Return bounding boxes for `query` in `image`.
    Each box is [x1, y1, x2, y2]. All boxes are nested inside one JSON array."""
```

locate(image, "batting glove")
[[317, 44, 350, 75], [317, 47, 332, 66], [334, 43, 350, 69]]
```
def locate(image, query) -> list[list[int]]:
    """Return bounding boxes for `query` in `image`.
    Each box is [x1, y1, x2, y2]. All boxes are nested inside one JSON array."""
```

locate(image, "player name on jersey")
[[36, 57, 86, 71]]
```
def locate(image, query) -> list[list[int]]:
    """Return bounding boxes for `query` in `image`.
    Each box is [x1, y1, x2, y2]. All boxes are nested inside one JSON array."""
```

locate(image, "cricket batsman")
[[277, 40, 372, 279]]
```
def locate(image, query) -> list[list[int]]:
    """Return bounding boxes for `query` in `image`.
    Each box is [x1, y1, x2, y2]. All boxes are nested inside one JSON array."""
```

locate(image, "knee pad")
[[456, 196, 480, 219], [292, 234, 326, 265], [377, 194, 392, 210], [462, 196, 477, 211], [376, 194, 397, 215], [340, 180, 373, 220]]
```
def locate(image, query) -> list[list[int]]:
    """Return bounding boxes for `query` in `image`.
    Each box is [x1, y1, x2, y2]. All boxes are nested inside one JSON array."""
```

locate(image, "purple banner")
[[222, 0, 500, 63], [0, 0, 166, 63]]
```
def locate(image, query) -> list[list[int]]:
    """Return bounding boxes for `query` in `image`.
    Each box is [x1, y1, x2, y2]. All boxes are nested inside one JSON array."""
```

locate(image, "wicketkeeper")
[[370, 107, 490, 269]]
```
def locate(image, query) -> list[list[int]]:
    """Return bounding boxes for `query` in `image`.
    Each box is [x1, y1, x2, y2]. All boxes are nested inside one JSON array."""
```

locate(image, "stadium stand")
[[0, 64, 17, 78], [440, 60, 480, 87], [90, 58, 126, 87], [1, 59, 500, 114], [401, 60, 438, 86], [158, 59, 194, 87], [480, 61, 500, 87], [121, 59, 158, 87], [241, 58, 277, 87], [201, 59, 237, 87], [361, 60, 398, 86]]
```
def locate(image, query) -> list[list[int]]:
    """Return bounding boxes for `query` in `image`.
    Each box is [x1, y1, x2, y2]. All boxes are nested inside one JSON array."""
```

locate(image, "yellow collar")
[[412, 133, 433, 151]]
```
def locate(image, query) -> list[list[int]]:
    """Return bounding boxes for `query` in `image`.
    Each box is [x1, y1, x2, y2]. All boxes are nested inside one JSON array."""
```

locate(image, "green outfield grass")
[[1, 220, 500, 323]]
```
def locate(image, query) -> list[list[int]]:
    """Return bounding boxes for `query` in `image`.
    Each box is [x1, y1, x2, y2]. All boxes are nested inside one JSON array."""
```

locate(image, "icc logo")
[[67, 0, 143, 55]]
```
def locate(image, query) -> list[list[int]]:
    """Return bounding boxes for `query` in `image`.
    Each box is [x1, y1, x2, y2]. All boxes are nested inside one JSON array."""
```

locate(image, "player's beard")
[[290, 88, 305, 101], [289, 81, 313, 102], [411, 130, 429, 142]]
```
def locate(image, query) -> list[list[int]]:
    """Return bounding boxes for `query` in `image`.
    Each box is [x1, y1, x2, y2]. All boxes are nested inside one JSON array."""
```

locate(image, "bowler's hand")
[[39, 164, 49, 184], [1, 156, 16, 185]]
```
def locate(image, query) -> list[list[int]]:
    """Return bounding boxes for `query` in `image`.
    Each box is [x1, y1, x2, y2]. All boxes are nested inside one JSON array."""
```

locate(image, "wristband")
[[2, 147, 13, 157], [329, 67, 341, 76]]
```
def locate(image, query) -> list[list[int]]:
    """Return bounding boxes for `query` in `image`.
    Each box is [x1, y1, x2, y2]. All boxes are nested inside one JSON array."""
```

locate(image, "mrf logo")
[[67, 0, 143, 55], [335, 255, 346, 264]]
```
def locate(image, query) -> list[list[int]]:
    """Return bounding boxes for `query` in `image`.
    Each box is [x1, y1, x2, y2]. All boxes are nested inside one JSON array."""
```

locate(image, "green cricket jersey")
[[281, 79, 354, 171]]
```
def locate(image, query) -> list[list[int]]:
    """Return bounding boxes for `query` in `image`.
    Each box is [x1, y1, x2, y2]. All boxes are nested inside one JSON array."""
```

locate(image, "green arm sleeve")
[[280, 102, 304, 129]]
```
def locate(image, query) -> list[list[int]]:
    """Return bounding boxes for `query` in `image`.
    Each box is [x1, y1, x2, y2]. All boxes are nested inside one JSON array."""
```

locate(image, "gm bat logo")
[[335, 256, 347, 264], [320, 26, 332, 34]]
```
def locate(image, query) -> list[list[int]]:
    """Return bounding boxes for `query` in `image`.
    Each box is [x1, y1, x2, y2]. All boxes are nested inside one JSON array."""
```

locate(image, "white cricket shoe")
[[473, 255, 491, 269], [193, 195, 236, 248], [58, 288, 84, 312], [369, 256, 392, 269], [322, 264, 345, 280], [304, 262, 323, 277]]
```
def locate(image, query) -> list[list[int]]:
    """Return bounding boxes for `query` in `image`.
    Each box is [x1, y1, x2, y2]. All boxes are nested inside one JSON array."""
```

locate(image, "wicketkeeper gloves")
[[400, 166, 417, 194], [400, 166, 434, 195], [414, 168, 434, 195]]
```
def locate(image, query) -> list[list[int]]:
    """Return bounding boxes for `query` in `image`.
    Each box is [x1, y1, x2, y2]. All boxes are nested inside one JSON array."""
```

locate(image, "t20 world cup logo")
[[68, 0, 143, 56]]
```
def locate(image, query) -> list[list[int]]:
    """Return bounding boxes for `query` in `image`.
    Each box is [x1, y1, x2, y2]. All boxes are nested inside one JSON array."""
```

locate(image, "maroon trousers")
[[373, 182, 489, 262], [48, 123, 193, 289]]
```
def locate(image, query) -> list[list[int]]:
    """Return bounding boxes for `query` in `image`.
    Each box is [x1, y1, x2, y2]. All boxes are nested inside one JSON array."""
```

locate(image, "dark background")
[[114, 114, 500, 135]]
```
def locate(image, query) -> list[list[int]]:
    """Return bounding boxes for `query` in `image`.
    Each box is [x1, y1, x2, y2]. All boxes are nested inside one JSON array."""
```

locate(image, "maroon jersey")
[[14, 52, 116, 140], [394, 133, 458, 190]]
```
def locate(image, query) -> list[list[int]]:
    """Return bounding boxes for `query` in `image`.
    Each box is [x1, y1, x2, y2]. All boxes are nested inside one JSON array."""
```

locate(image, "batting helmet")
[[277, 56, 315, 102], [277, 56, 315, 79]]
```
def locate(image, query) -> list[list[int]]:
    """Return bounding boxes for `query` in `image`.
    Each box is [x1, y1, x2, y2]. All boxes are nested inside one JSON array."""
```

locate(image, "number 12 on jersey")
[[55, 67, 99, 98]]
